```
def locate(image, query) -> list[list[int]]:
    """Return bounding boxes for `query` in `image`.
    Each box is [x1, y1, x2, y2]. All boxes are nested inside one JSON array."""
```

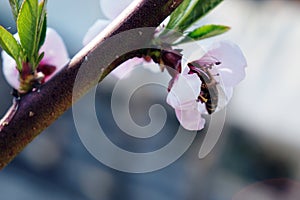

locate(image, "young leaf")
[[177, 24, 230, 44], [166, 0, 223, 33], [165, 0, 192, 32], [37, 0, 47, 50], [17, 0, 39, 61], [37, 51, 44, 64], [38, 15, 47, 50], [9, 0, 23, 21], [0, 26, 22, 70]]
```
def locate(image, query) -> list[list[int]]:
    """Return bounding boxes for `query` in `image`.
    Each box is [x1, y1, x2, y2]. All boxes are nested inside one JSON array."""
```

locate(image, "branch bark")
[[0, 0, 184, 169]]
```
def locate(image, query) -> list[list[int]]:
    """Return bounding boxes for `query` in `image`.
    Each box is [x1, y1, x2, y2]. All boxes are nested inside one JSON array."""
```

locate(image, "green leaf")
[[38, 15, 47, 50], [9, 0, 23, 21], [188, 24, 230, 39], [165, 0, 192, 32], [17, 0, 39, 62], [177, 24, 230, 44], [37, 51, 44, 64], [166, 0, 223, 33], [0, 26, 22, 70], [37, 0, 47, 50]]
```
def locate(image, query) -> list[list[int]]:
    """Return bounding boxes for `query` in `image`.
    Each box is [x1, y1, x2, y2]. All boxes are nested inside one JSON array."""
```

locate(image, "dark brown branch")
[[0, 0, 183, 169]]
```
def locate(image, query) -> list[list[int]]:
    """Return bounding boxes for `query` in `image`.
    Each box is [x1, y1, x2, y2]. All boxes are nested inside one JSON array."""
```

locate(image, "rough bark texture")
[[0, 0, 184, 169]]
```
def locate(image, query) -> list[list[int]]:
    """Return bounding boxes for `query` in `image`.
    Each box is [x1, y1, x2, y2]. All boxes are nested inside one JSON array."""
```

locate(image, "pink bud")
[[2, 28, 69, 91]]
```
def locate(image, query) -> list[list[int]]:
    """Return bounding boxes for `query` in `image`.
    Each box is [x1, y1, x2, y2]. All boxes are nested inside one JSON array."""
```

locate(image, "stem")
[[0, 98, 19, 132], [0, 0, 184, 169]]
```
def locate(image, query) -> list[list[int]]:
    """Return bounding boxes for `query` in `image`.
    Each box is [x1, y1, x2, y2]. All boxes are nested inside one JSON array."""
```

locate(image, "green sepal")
[[0, 26, 22, 71], [176, 24, 230, 44]]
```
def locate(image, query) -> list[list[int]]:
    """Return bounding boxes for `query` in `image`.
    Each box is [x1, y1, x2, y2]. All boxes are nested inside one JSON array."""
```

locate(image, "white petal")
[[207, 41, 247, 87], [181, 65, 190, 74], [166, 73, 201, 110], [175, 106, 206, 131], [214, 86, 233, 112], [82, 19, 110, 45], [39, 28, 69, 81], [100, 0, 133, 20], [223, 86, 233, 102], [2, 32, 21, 90], [142, 61, 161, 73], [2, 51, 20, 89], [111, 58, 143, 79], [109, 58, 160, 79]]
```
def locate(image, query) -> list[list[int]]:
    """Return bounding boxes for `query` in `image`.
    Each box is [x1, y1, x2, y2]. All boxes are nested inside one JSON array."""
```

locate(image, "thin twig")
[[0, 98, 19, 132]]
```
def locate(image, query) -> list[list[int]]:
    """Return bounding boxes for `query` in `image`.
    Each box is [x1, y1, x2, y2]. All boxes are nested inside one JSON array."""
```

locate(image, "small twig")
[[0, 98, 19, 132], [0, 0, 183, 169]]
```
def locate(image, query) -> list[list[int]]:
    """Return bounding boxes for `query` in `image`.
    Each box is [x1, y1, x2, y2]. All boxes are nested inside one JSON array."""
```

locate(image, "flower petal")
[[111, 57, 143, 79], [214, 85, 233, 112], [2, 50, 20, 89], [175, 106, 206, 131], [166, 73, 201, 110], [142, 61, 161, 73], [100, 0, 133, 20], [82, 19, 110, 45], [206, 41, 247, 87], [39, 28, 69, 81], [223, 86, 233, 102]]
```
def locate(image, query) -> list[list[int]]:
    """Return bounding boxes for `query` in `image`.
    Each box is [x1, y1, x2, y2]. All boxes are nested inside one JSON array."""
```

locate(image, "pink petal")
[[206, 41, 247, 87], [194, 53, 218, 67], [2, 50, 20, 89], [82, 19, 110, 45], [166, 73, 201, 110], [142, 61, 161, 73], [214, 85, 233, 112], [39, 28, 69, 81], [111, 57, 143, 79], [175, 105, 206, 131], [110, 58, 160, 79], [100, 0, 133, 20], [223, 86, 233, 102]]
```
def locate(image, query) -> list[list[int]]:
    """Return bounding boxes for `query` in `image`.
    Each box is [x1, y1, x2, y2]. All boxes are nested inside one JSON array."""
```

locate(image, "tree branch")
[[0, 0, 184, 169]]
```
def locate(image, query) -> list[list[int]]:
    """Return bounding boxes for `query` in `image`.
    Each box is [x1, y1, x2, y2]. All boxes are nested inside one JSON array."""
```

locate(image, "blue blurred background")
[[1, 0, 300, 199]]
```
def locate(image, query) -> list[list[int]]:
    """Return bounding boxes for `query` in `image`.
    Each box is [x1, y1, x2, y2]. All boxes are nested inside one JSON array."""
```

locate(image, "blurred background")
[[1, 0, 300, 199]]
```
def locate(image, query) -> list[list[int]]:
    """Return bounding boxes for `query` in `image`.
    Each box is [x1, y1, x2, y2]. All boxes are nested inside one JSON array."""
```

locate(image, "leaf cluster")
[[161, 0, 229, 44], [0, 0, 47, 72]]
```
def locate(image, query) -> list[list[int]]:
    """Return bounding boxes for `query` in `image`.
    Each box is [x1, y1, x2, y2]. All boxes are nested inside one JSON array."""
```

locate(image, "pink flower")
[[2, 28, 69, 91], [82, 1, 247, 131], [196, 41, 247, 87], [167, 70, 206, 130], [167, 41, 247, 131]]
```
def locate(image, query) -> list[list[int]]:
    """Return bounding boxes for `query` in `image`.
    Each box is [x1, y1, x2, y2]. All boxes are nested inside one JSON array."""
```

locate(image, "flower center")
[[188, 61, 221, 114], [37, 64, 56, 83]]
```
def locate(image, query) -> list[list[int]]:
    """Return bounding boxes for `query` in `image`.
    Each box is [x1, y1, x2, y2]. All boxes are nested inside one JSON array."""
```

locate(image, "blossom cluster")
[[167, 41, 246, 130], [82, 0, 247, 130]]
